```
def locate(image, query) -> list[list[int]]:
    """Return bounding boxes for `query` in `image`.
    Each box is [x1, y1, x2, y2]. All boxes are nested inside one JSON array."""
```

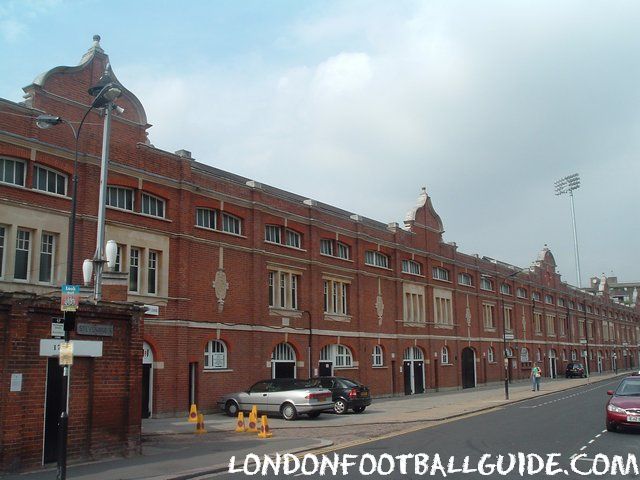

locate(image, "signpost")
[[61, 285, 79, 312], [51, 318, 65, 338]]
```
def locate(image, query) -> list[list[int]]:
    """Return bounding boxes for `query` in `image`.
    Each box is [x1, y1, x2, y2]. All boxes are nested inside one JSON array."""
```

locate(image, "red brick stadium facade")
[[1, 37, 639, 420]]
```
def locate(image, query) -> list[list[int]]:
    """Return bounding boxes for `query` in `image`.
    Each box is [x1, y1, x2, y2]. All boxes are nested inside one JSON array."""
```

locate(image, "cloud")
[[0, 0, 61, 42], [117, 1, 640, 282]]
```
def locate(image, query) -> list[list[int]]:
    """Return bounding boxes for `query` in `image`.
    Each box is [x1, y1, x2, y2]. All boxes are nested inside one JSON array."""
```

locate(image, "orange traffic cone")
[[235, 411, 247, 432], [247, 406, 258, 433], [257, 415, 273, 438], [188, 404, 198, 423], [195, 413, 206, 434]]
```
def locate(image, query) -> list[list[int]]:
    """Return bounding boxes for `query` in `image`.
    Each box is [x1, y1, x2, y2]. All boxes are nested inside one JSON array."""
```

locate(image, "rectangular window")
[[557, 298, 566, 307], [196, 208, 216, 229], [114, 244, 123, 272], [483, 304, 495, 329], [0, 226, 5, 278], [320, 239, 334, 256], [129, 247, 140, 292], [33, 165, 66, 195], [403, 284, 425, 323], [323, 279, 349, 315], [402, 260, 422, 275], [265, 225, 281, 244], [0, 158, 25, 186], [500, 283, 511, 295], [148, 250, 158, 294], [39, 233, 54, 283], [432, 267, 449, 281], [534, 313, 542, 334], [268, 270, 299, 310], [337, 242, 350, 259], [106, 186, 134, 211], [14, 229, 30, 280], [365, 250, 388, 268], [504, 307, 513, 331], [559, 316, 567, 336], [285, 229, 301, 248], [221, 213, 241, 234], [141, 193, 165, 218], [545, 294, 553, 304], [517, 287, 527, 298], [458, 273, 473, 286], [434, 294, 453, 326], [532, 292, 541, 301], [546, 314, 555, 335]]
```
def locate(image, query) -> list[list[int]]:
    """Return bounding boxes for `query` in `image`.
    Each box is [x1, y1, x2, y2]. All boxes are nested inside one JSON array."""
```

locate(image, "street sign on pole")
[[505, 333, 515, 340], [51, 317, 65, 338], [61, 285, 80, 312]]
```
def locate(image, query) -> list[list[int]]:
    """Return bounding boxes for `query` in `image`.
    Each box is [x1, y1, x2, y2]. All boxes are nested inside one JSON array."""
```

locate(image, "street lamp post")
[[498, 269, 526, 400], [554, 173, 582, 288], [302, 310, 313, 378], [36, 70, 122, 480]]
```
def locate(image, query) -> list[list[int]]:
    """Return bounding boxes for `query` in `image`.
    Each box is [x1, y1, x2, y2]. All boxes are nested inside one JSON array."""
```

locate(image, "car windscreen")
[[338, 379, 360, 388], [615, 379, 640, 396]]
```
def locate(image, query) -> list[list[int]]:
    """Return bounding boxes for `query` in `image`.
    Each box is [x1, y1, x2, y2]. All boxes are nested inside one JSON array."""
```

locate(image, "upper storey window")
[[265, 225, 302, 248], [517, 287, 527, 298], [402, 260, 422, 275], [0, 158, 25, 187], [196, 208, 242, 235], [320, 239, 350, 260], [432, 267, 449, 281], [458, 273, 473, 286], [33, 165, 66, 195], [141, 193, 165, 218], [365, 251, 389, 269], [480, 277, 493, 291], [106, 186, 134, 211]]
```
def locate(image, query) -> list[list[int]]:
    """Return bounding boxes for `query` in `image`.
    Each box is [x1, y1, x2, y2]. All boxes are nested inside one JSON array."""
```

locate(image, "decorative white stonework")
[[213, 247, 229, 312], [375, 278, 384, 325], [465, 296, 471, 326]]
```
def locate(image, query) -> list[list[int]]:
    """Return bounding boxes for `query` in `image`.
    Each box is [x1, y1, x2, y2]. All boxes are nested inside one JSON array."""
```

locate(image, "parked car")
[[565, 362, 586, 378], [218, 378, 333, 420], [605, 376, 640, 432], [314, 376, 372, 414]]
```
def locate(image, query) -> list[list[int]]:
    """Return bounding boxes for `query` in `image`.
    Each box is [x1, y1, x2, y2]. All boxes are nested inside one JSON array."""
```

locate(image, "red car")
[[605, 376, 640, 432]]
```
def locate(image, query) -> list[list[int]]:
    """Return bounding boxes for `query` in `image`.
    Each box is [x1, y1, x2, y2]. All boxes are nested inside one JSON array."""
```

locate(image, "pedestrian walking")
[[531, 364, 542, 391]]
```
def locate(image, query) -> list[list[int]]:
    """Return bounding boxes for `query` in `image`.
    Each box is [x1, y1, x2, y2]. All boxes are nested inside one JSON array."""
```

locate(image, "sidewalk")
[[3, 371, 627, 480]]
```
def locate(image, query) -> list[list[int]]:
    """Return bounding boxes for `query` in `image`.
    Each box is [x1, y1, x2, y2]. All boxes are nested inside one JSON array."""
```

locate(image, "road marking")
[[580, 446, 587, 451]]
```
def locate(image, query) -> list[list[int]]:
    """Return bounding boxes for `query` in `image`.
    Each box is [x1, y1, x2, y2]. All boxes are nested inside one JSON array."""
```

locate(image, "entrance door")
[[402, 347, 425, 395], [142, 342, 153, 418], [461, 348, 476, 388], [319, 361, 332, 376], [414, 361, 425, 394], [43, 358, 64, 464], [271, 343, 296, 379], [403, 361, 412, 395], [548, 350, 557, 379]]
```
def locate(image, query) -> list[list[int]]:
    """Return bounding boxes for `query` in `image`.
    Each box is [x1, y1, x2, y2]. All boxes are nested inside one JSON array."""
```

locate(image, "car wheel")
[[307, 411, 321, 419], [606, 421, 617, 432], [281, 402, 298, 421], [225, 400, 239, 417], [353, 406, 366, 414], [334, 399, 348, 415]]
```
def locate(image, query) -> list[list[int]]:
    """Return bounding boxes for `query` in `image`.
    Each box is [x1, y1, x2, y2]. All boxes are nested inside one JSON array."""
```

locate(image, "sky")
[[1, 0, 639, 287]]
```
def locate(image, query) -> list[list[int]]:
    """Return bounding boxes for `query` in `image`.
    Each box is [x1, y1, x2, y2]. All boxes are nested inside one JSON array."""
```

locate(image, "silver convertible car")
[[218, 378, 333, 420]]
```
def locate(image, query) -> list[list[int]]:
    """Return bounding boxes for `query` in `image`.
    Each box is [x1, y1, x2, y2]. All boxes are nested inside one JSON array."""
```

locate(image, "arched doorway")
[[461, 347, 476, 388], [548, 349, 557, 378], [142, 341, 154, 418], [597, 351, 603, 373], [403, 347, 425, 395], [272, 342, 296, 379]]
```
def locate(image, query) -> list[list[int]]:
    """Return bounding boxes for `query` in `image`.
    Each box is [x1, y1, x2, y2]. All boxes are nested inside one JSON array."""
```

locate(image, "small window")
[[106, 186, 134, 211], [365, 250, 389, 268], [557, 298, 566, 307], [480, 277, 493, 291], [285, 229, 301, 248], [337, 242, 350, 260], [221, 213, 242, 234], [14, 229, 30, 281], [141, 193, 165, 218], [204, 339, 227, 369], [148, 250, 158, 295], [458, 273, 473, 286], [129, 247, 140, 292], [517, 287, 527, 298], [320, 239, 334, 256], [532, 292, 541, 301], [38, 233, 55, 283], [33, 165, 66, 195], [500, 283, 511, 295], [432, 267, 449, 281], [265, 225, 282, 244], [402, 259, 422, 275], [372, 345, 383, 367], [441, 346, 450, 364], [488, 347, 495, 363], [0, 158, 25, 186], [545, 294, 553, 304], [196, 208, 216, 229]]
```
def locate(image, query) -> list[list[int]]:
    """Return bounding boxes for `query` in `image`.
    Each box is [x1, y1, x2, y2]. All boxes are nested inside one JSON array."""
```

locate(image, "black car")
[[565, 362, 586, 378], [315, 377, 372, 414]]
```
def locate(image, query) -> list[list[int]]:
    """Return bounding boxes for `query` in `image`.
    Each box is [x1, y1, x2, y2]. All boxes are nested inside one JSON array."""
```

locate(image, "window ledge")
[[269, 308, 302, 318], [324, 314, 351, 322], [194, 225, 247, 239], [264, 240, 306, 252], [319, 252, 353, 263], [403, 271, 424, 278], [106, 205, 173, 223], [484, 327, 497, 332], [402, 322, 426, 328], [364, 263, 392, 271], [203, 368, 233, 373], [432, 278, 452, 283], [31, 188, 70, 200], [434, 324, 454, 330]]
